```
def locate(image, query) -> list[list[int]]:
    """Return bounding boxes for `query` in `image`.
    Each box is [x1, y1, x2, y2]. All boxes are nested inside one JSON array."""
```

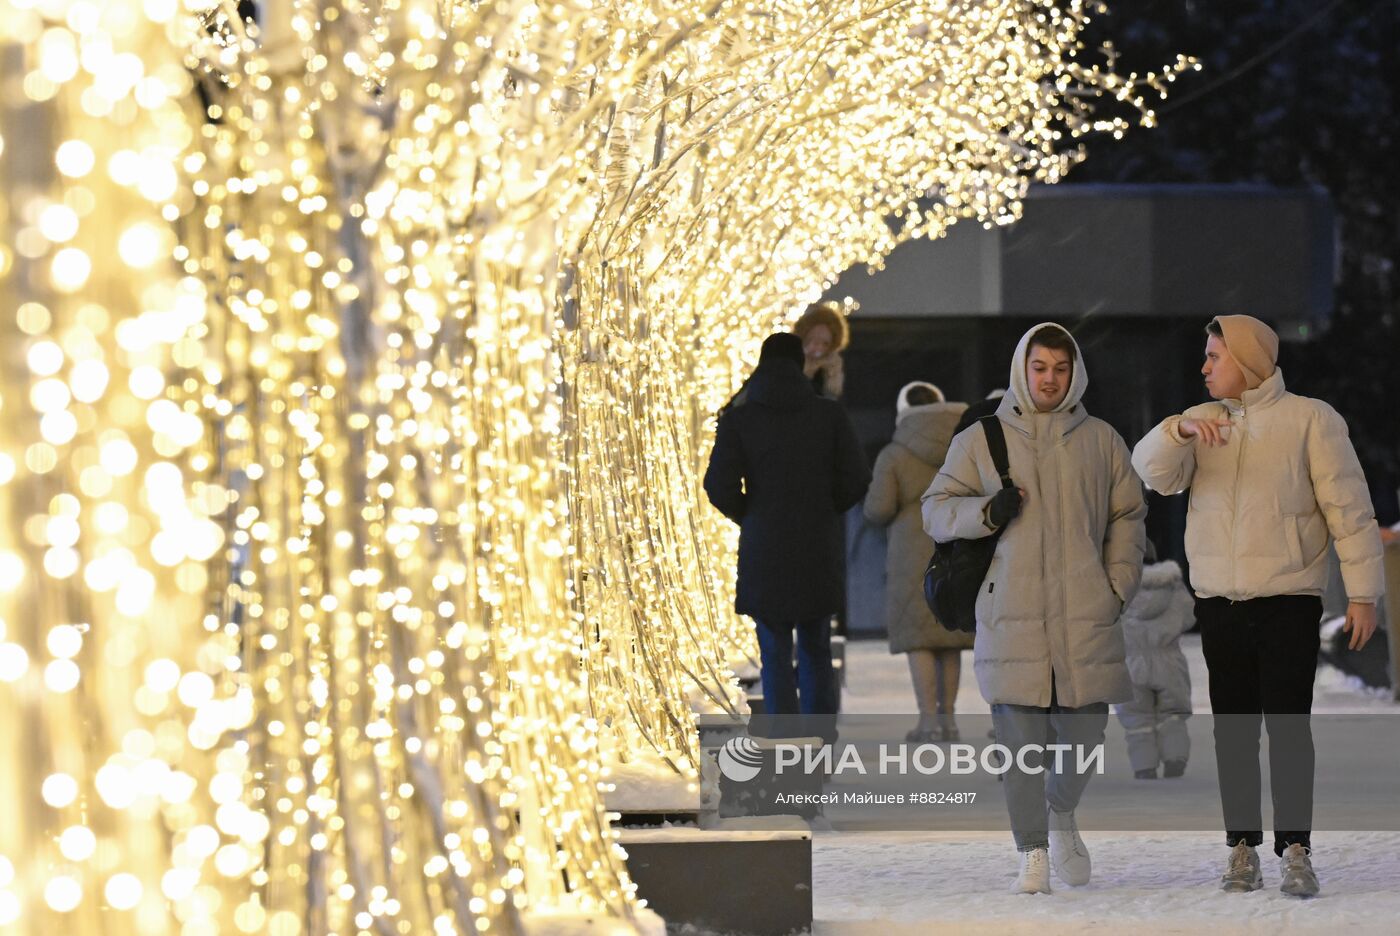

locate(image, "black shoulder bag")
[[922, 415, 1014, 633]]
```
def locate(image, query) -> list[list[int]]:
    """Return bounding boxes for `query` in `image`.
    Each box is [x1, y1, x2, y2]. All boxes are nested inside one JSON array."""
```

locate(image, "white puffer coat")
[[1120, 560, 1194, 693], [1131, 369, 1384, 603], [922, 324, 1147, 708]]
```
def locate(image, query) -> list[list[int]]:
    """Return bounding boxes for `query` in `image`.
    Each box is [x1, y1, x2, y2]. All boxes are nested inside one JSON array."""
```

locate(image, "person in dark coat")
[[704, 333, 871, 717]]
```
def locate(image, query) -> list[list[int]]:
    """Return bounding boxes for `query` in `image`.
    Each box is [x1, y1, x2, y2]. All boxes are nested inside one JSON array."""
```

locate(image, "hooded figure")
[[895, 380, 945, 413], [1132, 317, 1382, 604], [1114, 557, 1195, 778], [864, 383, 971, 652], [922, 323, 1147, 708], [1131, 316, 1383, 890], [920, 322, 1147, 888], [1210, 314, 1279, 391]]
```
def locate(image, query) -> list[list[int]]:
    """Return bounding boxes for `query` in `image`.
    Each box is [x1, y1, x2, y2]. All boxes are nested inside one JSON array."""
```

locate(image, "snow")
[[522, 907, 666, 936], [805, 636, 1400, 935], [690, 689, 745, 716], [839, 632, 1396, 717], [689, 668, 752, 716], [731, 659, 761, 683], [604, 747, 699, 812], [812, 829, 1400, 935], [618, 816, 811, 845], [686, 666, 754, 717]]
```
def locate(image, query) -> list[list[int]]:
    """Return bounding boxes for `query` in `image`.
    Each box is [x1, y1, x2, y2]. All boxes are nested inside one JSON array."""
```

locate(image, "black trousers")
[[1197, 594, 1321, 856]]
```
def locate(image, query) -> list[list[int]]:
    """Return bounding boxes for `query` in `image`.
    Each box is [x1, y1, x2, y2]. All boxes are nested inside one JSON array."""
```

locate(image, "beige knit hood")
[[1212, 314, 1279, 391]]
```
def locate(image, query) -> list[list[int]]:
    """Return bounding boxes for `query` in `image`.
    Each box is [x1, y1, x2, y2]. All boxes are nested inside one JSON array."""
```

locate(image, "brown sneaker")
[[1280, 844, 1319, 897], [1221, 843, 1263, 893]]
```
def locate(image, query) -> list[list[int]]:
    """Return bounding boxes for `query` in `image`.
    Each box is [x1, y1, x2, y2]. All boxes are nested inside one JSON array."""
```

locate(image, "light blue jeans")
[[992, 692, 1108, 851]]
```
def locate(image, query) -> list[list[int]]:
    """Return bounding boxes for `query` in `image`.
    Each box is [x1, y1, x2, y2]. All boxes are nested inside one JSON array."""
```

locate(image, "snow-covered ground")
[[812, 827, 1400, 935], [811, 635, 1400, 935], [840, 632, 1394, 717]]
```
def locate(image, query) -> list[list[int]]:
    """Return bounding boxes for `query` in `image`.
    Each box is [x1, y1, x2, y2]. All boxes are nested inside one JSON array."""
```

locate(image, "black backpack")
[[922, 415, 1014, 633]]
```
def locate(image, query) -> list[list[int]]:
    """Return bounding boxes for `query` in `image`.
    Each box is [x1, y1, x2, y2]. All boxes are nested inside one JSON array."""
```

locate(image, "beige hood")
[[1006, 322, 1089, 415]]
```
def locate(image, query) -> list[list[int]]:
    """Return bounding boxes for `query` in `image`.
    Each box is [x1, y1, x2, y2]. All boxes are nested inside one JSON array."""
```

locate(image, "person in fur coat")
[[793, 301, 848, 399], [1114, 541, 1195, 779]]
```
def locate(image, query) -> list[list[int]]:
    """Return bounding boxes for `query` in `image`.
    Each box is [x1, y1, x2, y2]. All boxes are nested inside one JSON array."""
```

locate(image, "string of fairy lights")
[[0, 1, 1190, 933], [560, 0, 1193, 769]]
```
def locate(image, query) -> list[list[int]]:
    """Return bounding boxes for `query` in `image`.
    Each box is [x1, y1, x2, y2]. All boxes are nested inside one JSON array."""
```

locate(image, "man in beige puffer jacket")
[[1132, 314, 1385, 899], [924, 323, 1146, 894]]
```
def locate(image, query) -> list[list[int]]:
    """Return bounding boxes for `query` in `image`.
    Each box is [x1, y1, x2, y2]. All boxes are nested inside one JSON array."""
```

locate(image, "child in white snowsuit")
[[1115, 550, 1195, 778]]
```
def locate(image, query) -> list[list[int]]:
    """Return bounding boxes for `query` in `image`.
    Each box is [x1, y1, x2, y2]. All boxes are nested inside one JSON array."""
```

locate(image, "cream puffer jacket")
[[922, 324, 1146, 708], [864, 402, 974, 653], [1131, 369, 1384, 603]]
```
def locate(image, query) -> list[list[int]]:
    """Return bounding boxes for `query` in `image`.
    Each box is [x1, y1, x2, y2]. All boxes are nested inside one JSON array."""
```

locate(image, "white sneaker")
[[1048, 808, 1091, 886], [1013, 846, 1052, 894]]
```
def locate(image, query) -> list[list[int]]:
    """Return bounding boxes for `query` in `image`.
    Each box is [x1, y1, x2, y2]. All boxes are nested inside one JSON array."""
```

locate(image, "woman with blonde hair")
[[793, 302, 849, 399], [864, 381, 972, 741]]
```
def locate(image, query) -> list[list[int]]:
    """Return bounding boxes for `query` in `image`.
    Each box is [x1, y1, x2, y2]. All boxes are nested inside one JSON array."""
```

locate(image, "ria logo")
[[717, 737, 765, 782]]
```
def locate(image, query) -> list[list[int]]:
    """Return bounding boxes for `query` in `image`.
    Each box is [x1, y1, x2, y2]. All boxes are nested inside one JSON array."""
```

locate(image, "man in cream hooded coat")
[[1132, 314, 1384, 898], [924, 323, 1146, 894]]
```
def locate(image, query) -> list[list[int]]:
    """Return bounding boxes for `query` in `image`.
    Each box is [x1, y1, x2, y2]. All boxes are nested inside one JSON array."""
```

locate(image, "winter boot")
[[1163, 760, 1186, 778], [1134, 767, 1158, 780], [1013, 846, 1051, 894], [1280, 844, 1319, 897], [1220, 843, 1263, 893], [1048, 808, 1091, 886]]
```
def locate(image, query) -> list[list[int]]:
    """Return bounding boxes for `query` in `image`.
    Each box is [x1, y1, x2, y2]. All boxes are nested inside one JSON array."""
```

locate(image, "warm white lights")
[[2, 1, 1183, 933]]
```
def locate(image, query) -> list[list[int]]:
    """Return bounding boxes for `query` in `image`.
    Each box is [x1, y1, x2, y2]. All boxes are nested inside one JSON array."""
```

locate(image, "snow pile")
[[1320, 615, 1348, 641], [731, 658, 761, 684], [618, 815, 810, 845], [688, 677, 749, 716], [1314, 658, 1394, 705], [603, 747, 698, 813], [522, 907, 665, 936]]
